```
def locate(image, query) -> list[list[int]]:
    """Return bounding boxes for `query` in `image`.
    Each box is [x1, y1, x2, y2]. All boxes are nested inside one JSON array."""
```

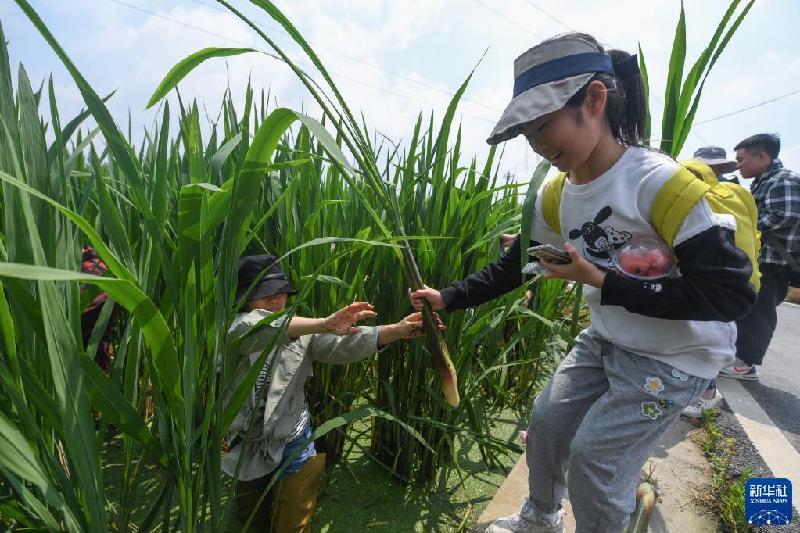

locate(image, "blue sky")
[[2, 0, 799, 182]]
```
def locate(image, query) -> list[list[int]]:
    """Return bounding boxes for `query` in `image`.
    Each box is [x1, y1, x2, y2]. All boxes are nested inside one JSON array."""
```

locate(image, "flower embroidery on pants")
[[641, 401, 663, 420], [643, 376, 664, 395]]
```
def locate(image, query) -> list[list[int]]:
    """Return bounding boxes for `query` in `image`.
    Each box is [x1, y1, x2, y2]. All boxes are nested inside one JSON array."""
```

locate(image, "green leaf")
[[0, 470, 66, 531], [672, 0, 743, 152], [0, 169, 136, 283], [14, 0, 177, 304], [301, 274, 349, 287], [146, 47, 255, 109], [637, 43, 651, 145], [211, 131, 242, 177], [520, 160, 551, 267], [0, 280, 17, 368], [46, 91, 115, 164], [0, 413, 57, 501], [78, 357, 167, 467], [673, 0, 754, 154], [13, 0, 141, 189], [660, 0, 687, 155], [0, 263, 183, 418]]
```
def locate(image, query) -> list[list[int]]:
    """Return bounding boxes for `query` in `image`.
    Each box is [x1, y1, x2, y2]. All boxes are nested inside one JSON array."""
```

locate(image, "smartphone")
[[527, 244, 571, 264]]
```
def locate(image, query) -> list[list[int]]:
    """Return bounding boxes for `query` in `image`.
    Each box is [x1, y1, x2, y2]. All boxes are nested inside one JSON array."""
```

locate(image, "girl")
[[410, 33, 755, 533]]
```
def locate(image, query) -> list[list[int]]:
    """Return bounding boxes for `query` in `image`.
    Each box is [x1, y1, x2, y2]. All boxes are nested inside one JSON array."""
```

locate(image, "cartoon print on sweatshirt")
[[568, 206, 632, 262]]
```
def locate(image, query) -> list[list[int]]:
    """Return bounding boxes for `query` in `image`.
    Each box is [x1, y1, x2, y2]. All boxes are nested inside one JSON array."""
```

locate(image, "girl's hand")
[[540, 243, 607, 288], [323, 302, 377, 335], [408, 285, 445, 311], [378, 312, 446, 345]]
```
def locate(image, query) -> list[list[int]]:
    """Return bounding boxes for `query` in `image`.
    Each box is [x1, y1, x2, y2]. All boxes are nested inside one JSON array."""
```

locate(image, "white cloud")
[[5, 0, 799, 182]]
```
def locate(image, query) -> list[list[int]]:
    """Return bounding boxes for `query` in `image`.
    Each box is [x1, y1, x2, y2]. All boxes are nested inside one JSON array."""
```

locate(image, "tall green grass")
[[0, 0, 753, 529], [639, 0, 755, 155], [0, 5, 568, 531]]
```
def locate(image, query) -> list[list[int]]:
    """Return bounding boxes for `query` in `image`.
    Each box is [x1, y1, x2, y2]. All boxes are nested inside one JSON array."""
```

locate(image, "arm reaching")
[[309, 310, 444, 364], [287, 301, 377, 338], [408, 235, 528, 312]]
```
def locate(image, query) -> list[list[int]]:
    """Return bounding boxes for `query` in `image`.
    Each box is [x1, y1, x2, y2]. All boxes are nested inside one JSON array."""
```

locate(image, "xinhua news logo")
[[745, 478, 792, 526]]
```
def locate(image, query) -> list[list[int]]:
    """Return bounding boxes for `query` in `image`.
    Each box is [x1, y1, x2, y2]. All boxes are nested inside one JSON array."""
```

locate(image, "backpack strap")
[[650, 167, 710, 246], [541, 173, 567, 235]]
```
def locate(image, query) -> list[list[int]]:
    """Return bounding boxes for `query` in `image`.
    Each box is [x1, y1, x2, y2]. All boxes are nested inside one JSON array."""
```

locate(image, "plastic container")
[[611, 236, 676, 280]]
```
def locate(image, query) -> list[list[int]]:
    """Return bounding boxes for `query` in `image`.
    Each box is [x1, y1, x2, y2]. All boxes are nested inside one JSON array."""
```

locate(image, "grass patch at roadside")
[[699, 408, 753, 533]]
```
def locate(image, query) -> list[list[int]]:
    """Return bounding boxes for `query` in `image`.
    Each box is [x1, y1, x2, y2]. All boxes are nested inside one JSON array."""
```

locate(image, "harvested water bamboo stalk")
[[400, 240, 459, 407]]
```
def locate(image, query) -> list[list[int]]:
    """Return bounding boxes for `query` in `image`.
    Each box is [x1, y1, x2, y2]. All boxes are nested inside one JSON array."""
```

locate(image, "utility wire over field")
[[108, 0, 501, 123], [188, 0, 505, 114], [695, 87, 800, 125]]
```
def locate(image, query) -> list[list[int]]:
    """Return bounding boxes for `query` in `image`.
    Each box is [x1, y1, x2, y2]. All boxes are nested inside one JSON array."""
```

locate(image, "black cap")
[[236, 254, 298, 302], [692, 146, 737, 173]]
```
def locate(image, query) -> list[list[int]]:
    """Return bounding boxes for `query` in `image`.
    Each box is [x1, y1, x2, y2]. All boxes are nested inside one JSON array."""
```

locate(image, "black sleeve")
[[439, 235, 528, 311], [600, 226, 757, 321]]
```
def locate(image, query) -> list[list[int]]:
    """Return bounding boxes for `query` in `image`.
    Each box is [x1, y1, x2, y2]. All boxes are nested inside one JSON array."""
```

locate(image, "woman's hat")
[[236, 254, 298, 302], [487, 36, 614, 145], [691, 146, 737, 174]]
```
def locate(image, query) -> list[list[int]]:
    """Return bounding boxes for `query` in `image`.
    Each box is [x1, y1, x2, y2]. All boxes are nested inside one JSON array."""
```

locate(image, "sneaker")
[[718, 364, 759, 380], [682, 388, 723, 418], [486, 499, 564, 533]]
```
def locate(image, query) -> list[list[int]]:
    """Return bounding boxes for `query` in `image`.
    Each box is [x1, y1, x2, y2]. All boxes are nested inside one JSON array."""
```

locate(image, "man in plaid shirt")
[[720, 134, 800, 380]]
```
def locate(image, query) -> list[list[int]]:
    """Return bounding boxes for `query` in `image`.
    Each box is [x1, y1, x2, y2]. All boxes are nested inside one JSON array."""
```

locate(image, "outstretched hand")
[[323, 302, 378, 335], [395, 311, 446, 339], [377, 311, 446, 346], [540, 243, 606, 288]]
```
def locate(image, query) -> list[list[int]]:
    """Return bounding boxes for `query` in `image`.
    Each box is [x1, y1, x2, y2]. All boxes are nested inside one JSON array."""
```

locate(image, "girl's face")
[[520, 81, 608, 174]]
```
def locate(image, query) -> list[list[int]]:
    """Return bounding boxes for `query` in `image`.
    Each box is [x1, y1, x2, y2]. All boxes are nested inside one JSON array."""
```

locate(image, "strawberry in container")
[[612, 236, 676, 280]]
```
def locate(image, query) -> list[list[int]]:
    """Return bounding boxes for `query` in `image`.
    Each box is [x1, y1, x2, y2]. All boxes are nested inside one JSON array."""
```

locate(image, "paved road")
[[717, 302, 800, 512], [739, 302, 800, 453]]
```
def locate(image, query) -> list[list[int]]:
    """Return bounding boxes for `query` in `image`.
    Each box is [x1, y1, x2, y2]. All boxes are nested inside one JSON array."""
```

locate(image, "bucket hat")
[[487, 36, 615, 145], [691, 146, 737, 174], [236, 254, 297, 302]]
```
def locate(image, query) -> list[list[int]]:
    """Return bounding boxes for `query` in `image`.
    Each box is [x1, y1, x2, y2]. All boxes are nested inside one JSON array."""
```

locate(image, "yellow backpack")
[[540, 160, 762, 290]]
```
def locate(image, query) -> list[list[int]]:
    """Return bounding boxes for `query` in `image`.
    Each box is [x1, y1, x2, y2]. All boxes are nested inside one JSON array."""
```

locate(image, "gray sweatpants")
[[526, 328, 709, 532]]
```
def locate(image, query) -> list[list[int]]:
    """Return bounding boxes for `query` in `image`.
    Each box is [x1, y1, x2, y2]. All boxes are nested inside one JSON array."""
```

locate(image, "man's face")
[[735, 148, 770, 179]]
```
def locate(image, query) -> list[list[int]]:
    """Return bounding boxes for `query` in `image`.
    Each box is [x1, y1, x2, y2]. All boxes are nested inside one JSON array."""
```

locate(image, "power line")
[[471, 0, 544, 39], [694, 88, 800, 125], [522, 0, 572, 31], [105, 0, 498, 124], [188, 0, 504, 115], [108, 0, 279, 59]]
